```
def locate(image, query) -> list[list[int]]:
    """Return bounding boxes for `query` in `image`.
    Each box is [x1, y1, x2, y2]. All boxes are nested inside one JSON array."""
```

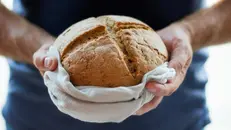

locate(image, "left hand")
[[33, 43, 58, 75], [135, 23, 193, 115]]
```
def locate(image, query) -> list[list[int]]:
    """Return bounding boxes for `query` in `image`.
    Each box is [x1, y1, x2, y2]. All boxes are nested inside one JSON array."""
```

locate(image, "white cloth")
[[43, 46, 176, 123]]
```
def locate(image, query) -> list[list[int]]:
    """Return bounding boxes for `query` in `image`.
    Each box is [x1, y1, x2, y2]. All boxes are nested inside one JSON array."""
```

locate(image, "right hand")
[[33, 43, 58, 75], [136, 23, 193, 115]]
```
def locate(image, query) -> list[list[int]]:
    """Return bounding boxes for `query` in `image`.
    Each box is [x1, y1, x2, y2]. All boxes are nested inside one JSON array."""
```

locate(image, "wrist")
[[173, 21, 198, 52]]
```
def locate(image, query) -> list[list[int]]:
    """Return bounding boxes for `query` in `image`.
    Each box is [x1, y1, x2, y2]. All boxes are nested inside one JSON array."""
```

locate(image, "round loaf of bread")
[[53, 15, 168, 87]]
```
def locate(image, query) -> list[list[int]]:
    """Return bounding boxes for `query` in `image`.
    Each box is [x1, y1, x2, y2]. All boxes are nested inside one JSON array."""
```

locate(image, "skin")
[[0, 2, 58, 74], [136, 24, 192, 115], [0, 0, 231, 116], [137, 0, 231, 115]]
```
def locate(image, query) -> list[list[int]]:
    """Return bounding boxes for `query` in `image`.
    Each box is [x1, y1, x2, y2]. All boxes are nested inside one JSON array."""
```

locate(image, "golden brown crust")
[[97, 15, 151, 31], [61, 35, 136, 87], [96, 15, 168, 58], [115, 29, 167, 82], [53, 17, 106, 58], [61, 25, 106, 61], [53, 15, 168, 87]]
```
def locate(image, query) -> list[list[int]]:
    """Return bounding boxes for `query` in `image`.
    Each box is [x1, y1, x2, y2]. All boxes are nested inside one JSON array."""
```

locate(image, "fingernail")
[[44, 57, 52, 68]]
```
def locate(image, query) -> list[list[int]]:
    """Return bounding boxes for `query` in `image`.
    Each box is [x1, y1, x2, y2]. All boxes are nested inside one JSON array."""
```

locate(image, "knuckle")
[[180, 69, 186, 76], [185, 51, 193, 64], [172, 38, 182, 48], [174, 60, 184, 72], [171, 59, 187, 76], [185, 56, 192, 68]]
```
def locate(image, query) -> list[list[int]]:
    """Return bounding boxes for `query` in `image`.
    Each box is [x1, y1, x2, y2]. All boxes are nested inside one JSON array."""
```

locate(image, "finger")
[[33, 52, 58, 71], [169, 38, 192, 72], [33, 51, 46, 70], [146, 81, 178, 96], [45, 57, 58, 71], [135, 96, 163, 115], [145, 40, 192, 96], [145, 64, 186, 96], [167, 38, 192, 85]]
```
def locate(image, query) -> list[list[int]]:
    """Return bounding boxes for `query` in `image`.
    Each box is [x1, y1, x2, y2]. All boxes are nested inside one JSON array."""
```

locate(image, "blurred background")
[[0, 0, 230, 130]]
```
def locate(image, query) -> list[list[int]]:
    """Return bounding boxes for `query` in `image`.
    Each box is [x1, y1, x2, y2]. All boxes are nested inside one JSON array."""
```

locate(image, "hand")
[[135, 23, 193, 115], [33, 43, 58, 75]]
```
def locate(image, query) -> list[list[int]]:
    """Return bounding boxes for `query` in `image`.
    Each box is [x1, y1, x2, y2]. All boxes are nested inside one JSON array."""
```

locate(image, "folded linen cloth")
[[43, 46, 176, 123]]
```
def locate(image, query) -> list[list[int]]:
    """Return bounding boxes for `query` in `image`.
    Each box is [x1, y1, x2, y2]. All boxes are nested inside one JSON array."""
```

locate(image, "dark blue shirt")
[[2, 0, 210, 130]]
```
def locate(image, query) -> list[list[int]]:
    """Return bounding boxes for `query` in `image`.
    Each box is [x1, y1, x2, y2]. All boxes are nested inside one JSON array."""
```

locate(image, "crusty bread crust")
[[53, 15, 168, 87]]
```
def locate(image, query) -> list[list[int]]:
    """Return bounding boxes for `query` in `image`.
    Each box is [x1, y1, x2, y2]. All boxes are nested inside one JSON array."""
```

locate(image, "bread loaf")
[[53, 15, 168, 87]]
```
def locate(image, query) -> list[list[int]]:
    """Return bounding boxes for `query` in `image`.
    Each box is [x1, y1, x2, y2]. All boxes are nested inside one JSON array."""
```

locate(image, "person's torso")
[[3, 0, 210, 130]]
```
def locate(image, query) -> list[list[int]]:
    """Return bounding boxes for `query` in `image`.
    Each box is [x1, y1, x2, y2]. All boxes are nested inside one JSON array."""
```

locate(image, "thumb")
[[33, 51, 58, 71]]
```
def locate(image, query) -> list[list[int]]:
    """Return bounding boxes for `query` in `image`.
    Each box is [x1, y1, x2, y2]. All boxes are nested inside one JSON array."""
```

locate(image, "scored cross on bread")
[[53, 15, 168, 87]]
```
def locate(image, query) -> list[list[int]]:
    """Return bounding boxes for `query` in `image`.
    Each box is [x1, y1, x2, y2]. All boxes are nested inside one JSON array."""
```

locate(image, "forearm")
[[0, 3, 54, 64], [177, 0, 231, 51]]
